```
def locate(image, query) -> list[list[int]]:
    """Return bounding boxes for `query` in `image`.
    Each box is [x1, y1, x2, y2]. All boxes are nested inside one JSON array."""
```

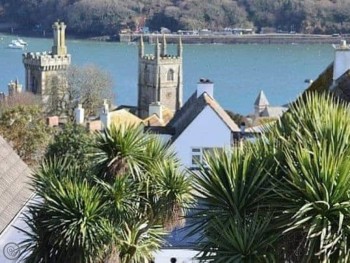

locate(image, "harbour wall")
[[120, 33, 349, 44]]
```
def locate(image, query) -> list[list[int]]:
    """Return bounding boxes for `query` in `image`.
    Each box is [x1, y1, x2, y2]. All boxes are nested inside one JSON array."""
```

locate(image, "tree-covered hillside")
[[0, 0, 350, 36]]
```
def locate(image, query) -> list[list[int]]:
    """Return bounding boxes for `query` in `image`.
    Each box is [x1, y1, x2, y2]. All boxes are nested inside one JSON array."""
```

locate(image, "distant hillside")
[[0, 0, 350, 36]]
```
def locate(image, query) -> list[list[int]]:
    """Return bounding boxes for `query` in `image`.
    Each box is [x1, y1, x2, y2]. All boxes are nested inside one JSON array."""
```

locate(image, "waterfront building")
[[137, 35, 183, 118], [22, 21, 71, 102]]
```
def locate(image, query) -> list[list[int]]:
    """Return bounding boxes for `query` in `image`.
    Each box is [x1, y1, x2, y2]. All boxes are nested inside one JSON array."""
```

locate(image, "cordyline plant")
[[191, 92, 350, 263], [20, 125, 194, 263]]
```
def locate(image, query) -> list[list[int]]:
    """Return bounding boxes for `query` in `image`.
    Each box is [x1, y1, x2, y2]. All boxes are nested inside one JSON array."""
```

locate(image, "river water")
[[0, 34, 335, 114]]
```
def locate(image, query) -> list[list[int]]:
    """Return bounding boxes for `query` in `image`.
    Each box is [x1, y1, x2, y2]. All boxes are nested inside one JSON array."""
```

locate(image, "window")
[[191, 147, 222, 168], [191, 148, 201, 166], [167, 69, 174, 81]]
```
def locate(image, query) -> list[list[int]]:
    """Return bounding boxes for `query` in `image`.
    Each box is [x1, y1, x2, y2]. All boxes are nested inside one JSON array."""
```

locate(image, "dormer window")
[[167, 69, 174, 81]]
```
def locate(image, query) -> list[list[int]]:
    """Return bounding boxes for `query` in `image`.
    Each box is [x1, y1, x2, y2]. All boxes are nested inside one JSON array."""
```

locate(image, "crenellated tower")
[[23, 21, 71, 102], [137, 35, 183, 118]]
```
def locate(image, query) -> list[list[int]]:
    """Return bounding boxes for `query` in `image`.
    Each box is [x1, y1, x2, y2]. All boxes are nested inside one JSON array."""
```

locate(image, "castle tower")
[[23, 21, 71, 102], [137, 36, 183, 118], [333, 40, 350, 82]]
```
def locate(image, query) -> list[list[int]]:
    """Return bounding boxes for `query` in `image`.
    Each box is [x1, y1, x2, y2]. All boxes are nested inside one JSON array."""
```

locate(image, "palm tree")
[[20, 169, 114, 263], [91, 125, 194, 263], [21, 125, 194, 263], [192, 92, 350, 262], [191, 147, 278, 262]]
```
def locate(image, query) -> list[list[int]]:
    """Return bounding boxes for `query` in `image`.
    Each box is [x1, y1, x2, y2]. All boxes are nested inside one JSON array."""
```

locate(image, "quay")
[[119, 33, 350, 44]]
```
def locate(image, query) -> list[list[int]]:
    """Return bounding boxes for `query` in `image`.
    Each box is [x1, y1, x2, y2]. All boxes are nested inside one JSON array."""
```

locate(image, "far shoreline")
[[0, 26, 348, 45]]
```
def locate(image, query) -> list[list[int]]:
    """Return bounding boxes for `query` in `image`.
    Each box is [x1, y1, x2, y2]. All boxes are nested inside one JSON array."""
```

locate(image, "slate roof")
[[332, 69, 350, 101], [167, 91, 240, 142], [254, 90, 269, 107], [0, 136, 32, 235], [261, 106, 288, 118], [306, 63, 333, 94], [305, 62, 350, 103]]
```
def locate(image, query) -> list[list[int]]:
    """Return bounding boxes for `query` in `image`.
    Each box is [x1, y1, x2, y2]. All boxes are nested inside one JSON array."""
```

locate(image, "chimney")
[[74, 104, 85, 125], [149, 101, 163, 120], [197, 78, 214, 98], [100, 99, 110, 129], [333, 39, 350, 82]]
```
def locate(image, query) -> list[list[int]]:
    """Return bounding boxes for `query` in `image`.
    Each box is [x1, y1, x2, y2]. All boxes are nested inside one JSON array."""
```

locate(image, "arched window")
[[167, 69, 174, 81]]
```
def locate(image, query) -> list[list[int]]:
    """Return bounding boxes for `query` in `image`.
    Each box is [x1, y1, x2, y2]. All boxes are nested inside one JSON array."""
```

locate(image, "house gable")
[[172, 105, 233, 168]]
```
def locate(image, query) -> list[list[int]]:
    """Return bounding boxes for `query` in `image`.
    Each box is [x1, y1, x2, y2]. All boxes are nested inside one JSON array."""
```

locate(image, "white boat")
[[8, 40, 25, 49], [16, 38, 28, 46]]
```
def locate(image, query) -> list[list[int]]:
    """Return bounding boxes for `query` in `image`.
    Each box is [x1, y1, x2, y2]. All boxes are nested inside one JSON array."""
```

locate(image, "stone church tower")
[[137, 35, 183, 118], [23, 21, 71, 101]]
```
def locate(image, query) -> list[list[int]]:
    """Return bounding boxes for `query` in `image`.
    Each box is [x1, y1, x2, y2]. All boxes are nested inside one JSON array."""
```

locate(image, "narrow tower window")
[[167, 69, 174, 81]]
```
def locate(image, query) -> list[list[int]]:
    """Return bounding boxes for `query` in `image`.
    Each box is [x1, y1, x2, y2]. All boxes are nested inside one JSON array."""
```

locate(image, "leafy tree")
[[45, 64, 114, 118], [46, 122, 94, 171], [0, 105, 51, 164]]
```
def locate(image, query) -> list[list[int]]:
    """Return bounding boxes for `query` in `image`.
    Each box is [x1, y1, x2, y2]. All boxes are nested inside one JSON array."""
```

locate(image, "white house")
[[148, 78, 240, 169]]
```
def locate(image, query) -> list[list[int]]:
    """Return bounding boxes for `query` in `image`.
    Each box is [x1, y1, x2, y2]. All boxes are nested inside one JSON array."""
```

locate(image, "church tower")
[[137, 35, 183, 118], [23, 21, 71, 102]]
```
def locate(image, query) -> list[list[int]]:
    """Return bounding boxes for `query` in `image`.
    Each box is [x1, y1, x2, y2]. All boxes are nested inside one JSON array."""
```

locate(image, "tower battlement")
[[23, 52, 71, 69], [140, 55, 181, 61]]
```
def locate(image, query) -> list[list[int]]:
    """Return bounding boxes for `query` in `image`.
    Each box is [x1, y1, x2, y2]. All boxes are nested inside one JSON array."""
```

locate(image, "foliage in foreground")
[[21, 125, 193, 263], [192, 92, 350, 262]]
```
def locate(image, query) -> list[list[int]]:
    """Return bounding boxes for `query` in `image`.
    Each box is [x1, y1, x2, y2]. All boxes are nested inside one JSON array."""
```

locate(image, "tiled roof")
[[143, 107, 174, 127], [254, 90, 269, 106], [109, 109, 142, 127], [167, 92, 240, 142], [0, 136, 32, 235]]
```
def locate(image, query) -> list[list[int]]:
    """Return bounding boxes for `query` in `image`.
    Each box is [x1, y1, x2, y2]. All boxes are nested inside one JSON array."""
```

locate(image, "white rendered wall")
[[172, 106, 232, 168], [333, 50, 350, 81]]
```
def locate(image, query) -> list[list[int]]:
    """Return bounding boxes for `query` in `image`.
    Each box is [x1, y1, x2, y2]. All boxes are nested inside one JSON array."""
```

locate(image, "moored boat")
[[8, 40, 25, 49]]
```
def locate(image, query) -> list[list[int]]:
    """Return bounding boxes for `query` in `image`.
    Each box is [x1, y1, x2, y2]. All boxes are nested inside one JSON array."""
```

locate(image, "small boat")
[[16, 38, 28, 46], [8, 40, 25, 49]]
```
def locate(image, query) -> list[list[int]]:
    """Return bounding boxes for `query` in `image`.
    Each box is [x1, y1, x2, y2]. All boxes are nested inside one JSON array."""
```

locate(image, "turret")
[[139, 35, 144, 58], [161, 34, 167, 56], [52, 21, 67, 56], [177, 37, 183, 57], [155, 37, 160, 61], [254, 90, 269, 117]]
